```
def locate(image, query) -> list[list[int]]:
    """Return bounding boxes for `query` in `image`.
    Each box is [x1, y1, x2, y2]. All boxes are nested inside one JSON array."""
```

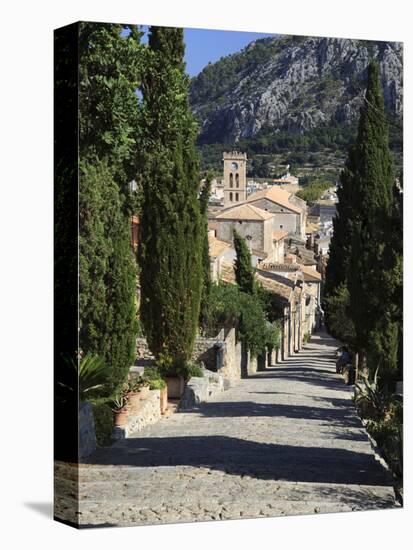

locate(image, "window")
[[230, 173, 233, 188], [235, 173, 239, 187], [280, 225, 283, 229], [229, 192, 233, 202], [235, 192, 239, 201]]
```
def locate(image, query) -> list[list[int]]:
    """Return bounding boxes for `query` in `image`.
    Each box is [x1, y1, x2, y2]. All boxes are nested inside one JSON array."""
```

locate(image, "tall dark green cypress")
[[139, 26, 203, 367], [346, 61, 400, 387], [199, 173, 212, 327], [324, 147, 357, 299], [233, 230, 256, 295], [78, 24, 142, 393]]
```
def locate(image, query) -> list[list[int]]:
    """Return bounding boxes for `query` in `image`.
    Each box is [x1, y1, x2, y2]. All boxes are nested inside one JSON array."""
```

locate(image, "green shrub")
[[184, 363, 204, 378], [148, 378, 167, 390], [202, 282, 282, 357], [366, 411, 403, 479], [93, 402, 114, 447], [355, 368, 390, 420], [141, 366, 163, 384]]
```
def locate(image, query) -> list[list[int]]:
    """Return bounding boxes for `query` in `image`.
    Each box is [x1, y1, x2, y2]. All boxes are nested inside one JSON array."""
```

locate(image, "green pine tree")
[[199, 173, 212, 327], [233, 230, 256, 295], [346, 61, 401, 387], [139, 26, 203, 369], [78, 23, 142, 393]]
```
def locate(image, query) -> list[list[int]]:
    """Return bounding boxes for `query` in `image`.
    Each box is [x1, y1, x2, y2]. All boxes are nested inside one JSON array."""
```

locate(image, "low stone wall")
[[113, 389, 161, 439], [79, 402, 96, 459], [136, 334, 220, 371], [136, 326, 271, 384], [180, 369, 225, 410], [215, 327, 242, 383], [247, 353, 258, 376]]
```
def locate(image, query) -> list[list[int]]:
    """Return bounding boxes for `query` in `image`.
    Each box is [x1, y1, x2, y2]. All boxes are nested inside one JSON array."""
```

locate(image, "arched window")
[[235, 173, 239, 187], [230, 173, 233, 188], [235, 192, 239, 201], [229, 192, 233, 202]]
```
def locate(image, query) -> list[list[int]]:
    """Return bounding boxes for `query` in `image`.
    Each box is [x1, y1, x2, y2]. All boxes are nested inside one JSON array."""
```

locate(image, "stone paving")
[[55, 331, 399, 527]]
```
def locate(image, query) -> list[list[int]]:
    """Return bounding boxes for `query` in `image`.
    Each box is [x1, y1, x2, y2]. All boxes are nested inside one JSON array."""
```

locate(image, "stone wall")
[[113, 389, 161, 440], [247, 353, 258, 376], [215, 326, 242, 383], [136, 334, 220, 371], [180, 369, 225, 410], [136, 325, 270, 384], [79, 402, 96, 459]]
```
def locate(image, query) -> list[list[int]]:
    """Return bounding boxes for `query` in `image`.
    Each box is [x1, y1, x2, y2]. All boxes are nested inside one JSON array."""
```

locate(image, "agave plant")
[[354, 368, 389, 419], [58, 353, 111, 402], [111, 393, 128, 412]]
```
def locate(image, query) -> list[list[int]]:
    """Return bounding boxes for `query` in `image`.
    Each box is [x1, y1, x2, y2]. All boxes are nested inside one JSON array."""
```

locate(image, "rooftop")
[[301, 265, 322, 282], [273, 230, 288, 241], [215, 203, 274, 221], [208, 237, 232, 259], [219, 260, 293, 303], [246, 187, 302, 214]]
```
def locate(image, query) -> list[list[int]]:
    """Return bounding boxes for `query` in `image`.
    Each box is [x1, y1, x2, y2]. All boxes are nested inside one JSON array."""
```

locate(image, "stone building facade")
[[246, 187, 307, 240], [223, 151, 248, 207], [213, 204, 275, 261]]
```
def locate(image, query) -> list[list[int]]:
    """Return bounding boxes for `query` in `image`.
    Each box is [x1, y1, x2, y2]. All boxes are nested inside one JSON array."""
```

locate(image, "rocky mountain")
[[189, 35, 403, 146]]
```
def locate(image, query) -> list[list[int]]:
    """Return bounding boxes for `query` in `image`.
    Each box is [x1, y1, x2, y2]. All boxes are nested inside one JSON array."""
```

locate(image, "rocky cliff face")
[[190, 35, 403, 144]]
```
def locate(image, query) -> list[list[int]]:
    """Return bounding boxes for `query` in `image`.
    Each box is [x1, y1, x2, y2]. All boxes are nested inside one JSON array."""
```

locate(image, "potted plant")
[[111, 394, 129, 427], [156, 356, 187, 399]]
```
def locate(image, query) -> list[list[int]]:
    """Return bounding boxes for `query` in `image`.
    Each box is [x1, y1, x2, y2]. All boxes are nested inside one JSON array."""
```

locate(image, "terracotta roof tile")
[[208, 237, 232, 259], [301, 265, 322, 281], [218, 260, 292, 303], [273, 230, 288, 241], [247, 187, 302, 214], [215, 203, 274, 221]]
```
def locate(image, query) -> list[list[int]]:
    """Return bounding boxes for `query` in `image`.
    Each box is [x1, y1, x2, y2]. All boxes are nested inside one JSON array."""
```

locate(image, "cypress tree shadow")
[[86, 434, 393, 487]]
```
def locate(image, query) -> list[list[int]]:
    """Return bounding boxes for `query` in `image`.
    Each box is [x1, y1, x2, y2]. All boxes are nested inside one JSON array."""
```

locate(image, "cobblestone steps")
[[55, 331, 399, 527]]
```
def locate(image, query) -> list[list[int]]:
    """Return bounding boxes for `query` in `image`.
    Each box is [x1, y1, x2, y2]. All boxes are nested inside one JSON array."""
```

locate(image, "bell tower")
[[223, 151, 247, 207]]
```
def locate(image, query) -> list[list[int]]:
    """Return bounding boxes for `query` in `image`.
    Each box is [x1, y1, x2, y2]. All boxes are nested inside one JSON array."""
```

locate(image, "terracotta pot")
[[160, 386, 168, 414], [114, 408, 128, 427], [165, 376, 185, 399]]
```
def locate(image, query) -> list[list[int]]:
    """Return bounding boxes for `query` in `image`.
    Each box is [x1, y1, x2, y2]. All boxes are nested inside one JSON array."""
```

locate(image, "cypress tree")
[[233, 230, 256, 295], [199, 173, 212, 327], [78, 24, 142, 393], [324, 147, 357, 299], [139, 26, 203, 368], [346, 61, 400, 386]]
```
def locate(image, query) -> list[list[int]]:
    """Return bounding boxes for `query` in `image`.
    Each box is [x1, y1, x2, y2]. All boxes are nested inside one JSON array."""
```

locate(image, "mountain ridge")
[[189, 35, 403, 150]]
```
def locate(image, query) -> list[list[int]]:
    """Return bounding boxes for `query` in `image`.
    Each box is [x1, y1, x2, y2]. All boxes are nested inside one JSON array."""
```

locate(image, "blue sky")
[[129, 26, 277, 77], [182, 28, 277, 77]]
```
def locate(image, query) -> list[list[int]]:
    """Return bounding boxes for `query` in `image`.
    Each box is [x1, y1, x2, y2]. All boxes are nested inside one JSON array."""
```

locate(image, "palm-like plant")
[[58, 353, 111, 402], [355, 368, 389, 419]]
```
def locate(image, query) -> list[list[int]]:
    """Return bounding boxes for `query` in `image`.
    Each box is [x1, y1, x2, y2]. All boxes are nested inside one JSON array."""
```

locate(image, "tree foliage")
[[325, 61, 402, 388], [78, 23, 141, 394], [233, 230, 256, 295], [199, 173, 213, 325], [138, 26, 203, 369], [202, 283, 281, 356]]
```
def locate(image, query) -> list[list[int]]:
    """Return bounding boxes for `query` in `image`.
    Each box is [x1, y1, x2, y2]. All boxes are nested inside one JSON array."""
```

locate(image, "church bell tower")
[[223, 151, 247, 208]]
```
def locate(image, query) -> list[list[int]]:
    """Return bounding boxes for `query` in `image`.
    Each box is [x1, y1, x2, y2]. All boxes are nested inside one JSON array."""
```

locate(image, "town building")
[[223, 151, 248, 207], [211, 204, 288, 263], [246, 186, 307, 239]]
